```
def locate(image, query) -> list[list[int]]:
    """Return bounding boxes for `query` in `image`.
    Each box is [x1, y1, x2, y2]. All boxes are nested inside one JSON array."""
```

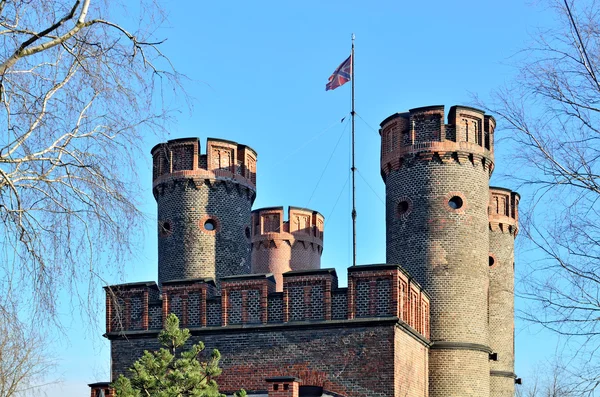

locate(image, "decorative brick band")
[[152, 177, 256, 204]]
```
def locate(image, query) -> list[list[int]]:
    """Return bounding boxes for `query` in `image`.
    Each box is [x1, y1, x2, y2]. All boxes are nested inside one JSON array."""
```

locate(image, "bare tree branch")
[[0, 0, 186, 391], [480, 0, 600, 393]]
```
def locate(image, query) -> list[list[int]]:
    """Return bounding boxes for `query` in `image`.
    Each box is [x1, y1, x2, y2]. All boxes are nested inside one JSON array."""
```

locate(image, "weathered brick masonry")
[[106, 266, 430, 396], [489, 187, 519, 397], [93, 103, 520, 397], [152, 137, 257, 284], [380, 105, 518, 397]]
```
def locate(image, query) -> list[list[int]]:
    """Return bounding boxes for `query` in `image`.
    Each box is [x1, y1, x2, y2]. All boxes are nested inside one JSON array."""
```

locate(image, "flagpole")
[[351, 33, 356, 267]]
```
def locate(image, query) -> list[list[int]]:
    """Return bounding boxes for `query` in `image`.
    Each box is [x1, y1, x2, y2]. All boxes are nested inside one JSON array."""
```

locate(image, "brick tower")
[[151, 137, 257, 285], [488, 187, 519, 397], [250, 206, 324, 291], [380, 105, 495, 397]]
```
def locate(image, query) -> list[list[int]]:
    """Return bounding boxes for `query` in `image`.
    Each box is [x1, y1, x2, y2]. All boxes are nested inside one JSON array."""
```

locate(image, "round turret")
[[381, 105, 495, 397], [488, 187, 519, 397], [251, 206, 324, 291], [151, 137, 257, 285]]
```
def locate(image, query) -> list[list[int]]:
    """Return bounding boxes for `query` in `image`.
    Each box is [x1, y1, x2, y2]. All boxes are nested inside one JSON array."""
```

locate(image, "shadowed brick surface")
[[152, 138, 257, 285], [381, 106, 496, 397], [110, 323, 426, 397], [489, 187, 519, 397]]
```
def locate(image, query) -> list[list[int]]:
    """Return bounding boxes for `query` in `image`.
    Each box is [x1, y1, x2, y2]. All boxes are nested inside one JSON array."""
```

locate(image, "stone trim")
[[429, 341, 493, 354], [490, 370, 517, 378]]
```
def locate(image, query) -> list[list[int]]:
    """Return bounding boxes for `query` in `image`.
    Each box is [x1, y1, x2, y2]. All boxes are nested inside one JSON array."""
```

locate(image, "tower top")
[[489, 186, 520, 237], [151, 137, 257, 198], [379, 105, 495, 180]]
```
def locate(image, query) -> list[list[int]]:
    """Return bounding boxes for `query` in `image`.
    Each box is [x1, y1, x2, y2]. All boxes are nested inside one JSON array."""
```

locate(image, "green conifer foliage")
[[112, 314, 246, 397]]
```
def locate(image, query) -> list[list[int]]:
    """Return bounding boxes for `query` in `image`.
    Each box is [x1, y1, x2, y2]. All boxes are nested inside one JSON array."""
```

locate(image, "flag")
[[326, 55, 352, 91]]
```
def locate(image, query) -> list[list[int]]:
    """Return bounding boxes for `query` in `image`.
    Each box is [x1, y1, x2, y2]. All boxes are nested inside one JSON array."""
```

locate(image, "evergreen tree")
[[112, 314, 246, 397]]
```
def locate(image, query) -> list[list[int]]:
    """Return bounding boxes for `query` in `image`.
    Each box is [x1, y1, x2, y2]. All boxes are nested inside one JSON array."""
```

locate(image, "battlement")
[[251, 206, 325, 291], [251, 206, 324, 243], [151, 137, 257, 191], [489, 187, 520, 236], [380, 105, 495, 179], [104, 264, 430, 340]]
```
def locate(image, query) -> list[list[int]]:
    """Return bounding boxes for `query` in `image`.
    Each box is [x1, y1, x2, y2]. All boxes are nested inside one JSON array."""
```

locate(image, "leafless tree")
[[0, 0, 183, 329], [0, 310, 56, 397], [516, 360, 574, 397], [481, 0, 600, 393]]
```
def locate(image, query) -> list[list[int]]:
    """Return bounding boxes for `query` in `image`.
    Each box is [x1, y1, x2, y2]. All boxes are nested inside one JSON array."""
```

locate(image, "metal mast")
[[351, 33, 356, 267]]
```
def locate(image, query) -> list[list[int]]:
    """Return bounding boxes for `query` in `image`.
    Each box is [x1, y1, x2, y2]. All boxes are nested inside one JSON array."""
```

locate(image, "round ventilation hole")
[[397, 200, 410, 215], [204, 219, 216, 231], [448, 196, 463, 210]]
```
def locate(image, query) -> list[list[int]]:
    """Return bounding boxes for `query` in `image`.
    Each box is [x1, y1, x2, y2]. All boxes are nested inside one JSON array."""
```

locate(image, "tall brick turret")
[[151, 137, 257, 285], [251, 206, 324, 291], [488, 187, 519, 396], [381, 105, 495, 397]]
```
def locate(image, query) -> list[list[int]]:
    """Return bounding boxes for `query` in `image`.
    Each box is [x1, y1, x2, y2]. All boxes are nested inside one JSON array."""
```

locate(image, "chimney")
[[266, 376, 301, 397]]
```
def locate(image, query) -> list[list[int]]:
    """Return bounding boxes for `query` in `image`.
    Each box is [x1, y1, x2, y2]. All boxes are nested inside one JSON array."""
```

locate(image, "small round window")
[[489, 256, 495, 267], [159, 220, 173, 237], [448, 196, 463, 210], [397, 201, 409, 215], [204, 219, 216, 231]]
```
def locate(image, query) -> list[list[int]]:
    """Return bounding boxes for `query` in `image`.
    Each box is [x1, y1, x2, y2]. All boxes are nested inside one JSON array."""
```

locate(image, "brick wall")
[[395, 327, 429, 397], [110, 321, 428, 397], [151, 137, 257, 285], [104, 265, 432, 396], [381, 105, 495, 397], [489, 187, 519, 397]]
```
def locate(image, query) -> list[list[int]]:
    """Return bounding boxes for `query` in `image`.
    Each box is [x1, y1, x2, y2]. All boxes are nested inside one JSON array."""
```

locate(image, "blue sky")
[[47, 0, 561, 394]]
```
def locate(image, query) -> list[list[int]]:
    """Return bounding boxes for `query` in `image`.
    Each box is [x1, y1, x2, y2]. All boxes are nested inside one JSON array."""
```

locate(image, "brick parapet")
[[380, 105, 495, 181], [348, 264, 430, 338], [251, 206, 324, 245], [151, 137, 257, 193], [251, 206, 324, 291], [103, 264, 430, 341], [104, 282, 159, 333], [489, 186, 520, 237]]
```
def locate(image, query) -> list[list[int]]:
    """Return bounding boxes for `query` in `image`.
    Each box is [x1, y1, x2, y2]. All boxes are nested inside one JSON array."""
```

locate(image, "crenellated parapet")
[[151, 137, 257, 200], [251, 206, 324, 291], [348, 264, 430, 339], [104, 281, 160, 333], [105, 264, 430, 341], [488, 187, 520, 237], [380, 105, 496, 181]]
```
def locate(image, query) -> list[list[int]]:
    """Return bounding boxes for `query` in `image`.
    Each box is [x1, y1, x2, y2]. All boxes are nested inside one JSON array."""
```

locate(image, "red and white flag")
[[326, 55, 352, 91]]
